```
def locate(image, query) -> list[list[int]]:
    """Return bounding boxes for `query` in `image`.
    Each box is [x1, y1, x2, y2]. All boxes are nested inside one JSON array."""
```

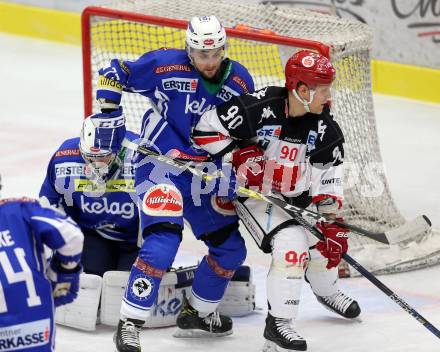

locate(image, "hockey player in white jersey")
[[194, 50, 361, 351], [0, 174, 84, 351]]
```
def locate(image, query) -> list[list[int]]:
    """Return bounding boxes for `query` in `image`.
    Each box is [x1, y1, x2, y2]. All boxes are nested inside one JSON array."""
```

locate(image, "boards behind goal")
[[82, 0, 440, 275]]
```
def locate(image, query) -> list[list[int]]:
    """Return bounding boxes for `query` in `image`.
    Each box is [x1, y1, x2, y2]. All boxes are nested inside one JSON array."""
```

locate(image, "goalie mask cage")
[[82, 0, 440, 276]]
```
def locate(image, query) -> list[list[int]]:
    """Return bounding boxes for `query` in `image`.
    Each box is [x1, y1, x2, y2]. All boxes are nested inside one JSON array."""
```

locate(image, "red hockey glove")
[[315, 218, 350, 269], [231, 144, 265, 188]]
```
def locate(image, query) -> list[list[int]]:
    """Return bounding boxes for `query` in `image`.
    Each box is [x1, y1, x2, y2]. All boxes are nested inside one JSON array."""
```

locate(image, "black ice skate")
[[114, 318, 144, 352], [263, 313, 307, 351], [315, 290, 361, 319], [174, 294, 233, 337]]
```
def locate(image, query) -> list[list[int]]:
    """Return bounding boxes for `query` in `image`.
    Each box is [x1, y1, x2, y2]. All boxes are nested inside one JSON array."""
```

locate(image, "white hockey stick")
[[122, 140, 431, 245]]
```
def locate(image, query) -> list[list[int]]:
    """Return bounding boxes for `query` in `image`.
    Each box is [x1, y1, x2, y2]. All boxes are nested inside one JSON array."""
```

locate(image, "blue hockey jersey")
[[39, 132, 139, 244], [0, 198, 83, 351], [97, 49, 254, 160]]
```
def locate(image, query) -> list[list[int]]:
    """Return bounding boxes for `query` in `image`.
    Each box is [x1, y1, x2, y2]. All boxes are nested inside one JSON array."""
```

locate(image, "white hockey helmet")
[[185, 16, 226, 51], [79, 117, 116, 180]]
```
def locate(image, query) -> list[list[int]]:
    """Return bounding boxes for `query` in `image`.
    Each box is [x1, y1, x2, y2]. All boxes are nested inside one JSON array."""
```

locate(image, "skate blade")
[[262, 340, 307, 352], [322, 305, 362, 322], [173, 328, 233, 338]]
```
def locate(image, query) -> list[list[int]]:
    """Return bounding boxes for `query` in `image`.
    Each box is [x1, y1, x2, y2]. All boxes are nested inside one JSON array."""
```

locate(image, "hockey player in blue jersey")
[[39, 109, 139, 277], [96, 15, 254, 351], [0, 175, 83, 352]]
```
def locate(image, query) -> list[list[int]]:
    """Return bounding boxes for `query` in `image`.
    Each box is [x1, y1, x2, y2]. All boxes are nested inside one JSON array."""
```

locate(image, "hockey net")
[[82, 0, 440, 276]]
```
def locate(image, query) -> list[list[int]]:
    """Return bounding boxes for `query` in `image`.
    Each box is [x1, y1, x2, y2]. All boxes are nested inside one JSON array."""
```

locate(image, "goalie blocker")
[[55, 265, 255, 331]]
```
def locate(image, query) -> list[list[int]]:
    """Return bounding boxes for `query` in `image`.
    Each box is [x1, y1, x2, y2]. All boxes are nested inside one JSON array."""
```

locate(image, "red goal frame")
[[81, 6, 330, 117]]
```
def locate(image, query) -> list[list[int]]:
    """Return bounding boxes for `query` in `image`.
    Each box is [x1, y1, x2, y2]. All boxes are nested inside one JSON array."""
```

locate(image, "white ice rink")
[[1, 33, 440, 351]]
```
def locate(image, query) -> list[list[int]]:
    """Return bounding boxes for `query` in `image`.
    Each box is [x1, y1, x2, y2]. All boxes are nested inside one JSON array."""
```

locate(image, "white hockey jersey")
[[193, 86, 345, 209]]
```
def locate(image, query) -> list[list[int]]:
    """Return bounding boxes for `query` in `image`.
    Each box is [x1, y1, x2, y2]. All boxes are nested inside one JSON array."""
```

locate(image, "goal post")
[[81, 0, 440, 275]]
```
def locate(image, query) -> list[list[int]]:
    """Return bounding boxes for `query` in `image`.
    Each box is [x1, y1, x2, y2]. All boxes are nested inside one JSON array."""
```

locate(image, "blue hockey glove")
[[85, 106, 126, 154], [46, 256, 82, 307], [97, 59, 129, 105]]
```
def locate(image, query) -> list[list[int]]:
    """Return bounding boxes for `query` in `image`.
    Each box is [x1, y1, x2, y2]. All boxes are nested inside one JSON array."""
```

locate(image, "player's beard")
[[198, 59, 229, 83]]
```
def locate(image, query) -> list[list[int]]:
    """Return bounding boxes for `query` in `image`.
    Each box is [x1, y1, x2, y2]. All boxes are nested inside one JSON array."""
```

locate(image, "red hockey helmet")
[[285, 50, 335, 90]]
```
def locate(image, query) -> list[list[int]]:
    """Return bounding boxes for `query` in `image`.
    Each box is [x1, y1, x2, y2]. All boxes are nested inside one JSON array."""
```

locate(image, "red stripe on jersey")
[[167, 149, 209, 161], [193, 133, 228, 145], [0, 197, 36, 206], [134, 257, 166, 278], [206, 255, 236, 279], [55, 148, 81, 158]]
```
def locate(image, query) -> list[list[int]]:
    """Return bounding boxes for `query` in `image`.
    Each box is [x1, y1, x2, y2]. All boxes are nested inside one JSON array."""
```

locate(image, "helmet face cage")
[[80, 149, 115, 165], [79, 118, 116, 180], [80, 145, 116, 181], [185, 15, 227, 58], [285, 50, 336, 91]]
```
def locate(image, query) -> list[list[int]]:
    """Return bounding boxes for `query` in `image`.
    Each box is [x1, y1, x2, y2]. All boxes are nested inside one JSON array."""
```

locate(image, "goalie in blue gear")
[[39, 107, 140, 277], [96, 15, 255, 352], [0, 174, 83, 352]]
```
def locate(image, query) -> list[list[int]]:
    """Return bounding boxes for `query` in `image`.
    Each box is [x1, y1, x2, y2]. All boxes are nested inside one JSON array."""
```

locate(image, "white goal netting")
[[82, 0, 440, 275]]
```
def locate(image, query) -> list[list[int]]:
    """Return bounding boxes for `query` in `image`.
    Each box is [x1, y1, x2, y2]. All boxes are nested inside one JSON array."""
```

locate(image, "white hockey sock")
[[306, 248, 339, 297], [267, 227, 309, 319]]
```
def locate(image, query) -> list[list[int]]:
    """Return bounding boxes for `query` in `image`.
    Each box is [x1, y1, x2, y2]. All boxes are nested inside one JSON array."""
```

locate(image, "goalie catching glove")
[[315, 219, 350, 269], [46, 256, 83, 307], [231, 144, 265, 189]]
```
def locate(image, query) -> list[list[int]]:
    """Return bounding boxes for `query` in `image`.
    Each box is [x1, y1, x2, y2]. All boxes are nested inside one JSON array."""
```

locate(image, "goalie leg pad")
[[100, 270, 130, 326], [100, 265, 256, 327], [55, 273, 102, 331], [100, 267, 195, 328], [218, 265, 256, 317]]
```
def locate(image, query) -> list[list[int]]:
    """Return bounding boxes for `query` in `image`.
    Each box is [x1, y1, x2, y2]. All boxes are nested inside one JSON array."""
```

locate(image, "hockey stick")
[[124, 141, 440, 338], [238, 188, 431, 245], [267, 197, 440, 339], [122, 140, 431, 245]]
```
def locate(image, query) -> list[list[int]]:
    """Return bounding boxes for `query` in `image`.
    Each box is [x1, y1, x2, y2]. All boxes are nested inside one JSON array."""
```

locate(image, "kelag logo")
[[80, 195, 135, 219]]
